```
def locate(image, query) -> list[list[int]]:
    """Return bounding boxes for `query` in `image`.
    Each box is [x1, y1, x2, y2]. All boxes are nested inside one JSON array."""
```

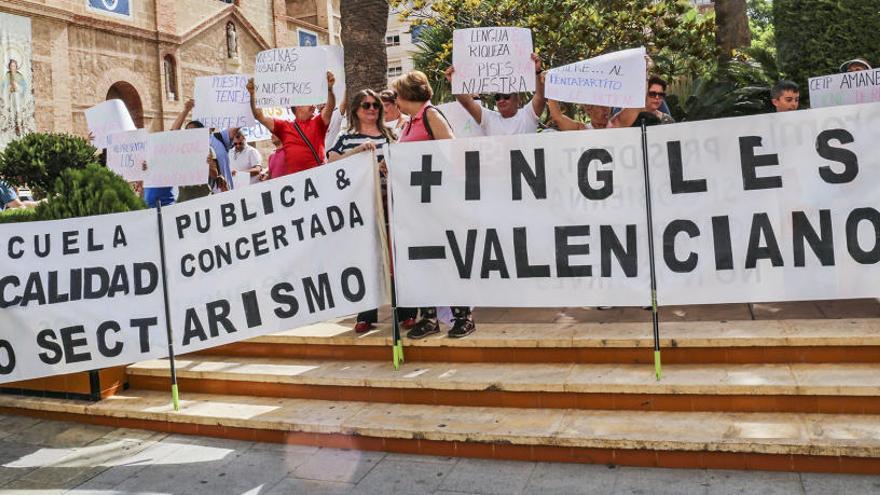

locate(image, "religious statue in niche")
[[163, 56, 177, 101], [226, 23, 238, 59], [2, 59, 28, 137]]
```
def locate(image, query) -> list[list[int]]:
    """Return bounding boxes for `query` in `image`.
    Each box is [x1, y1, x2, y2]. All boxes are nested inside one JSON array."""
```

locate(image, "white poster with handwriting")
[[546, 47, 647, 108], [143, 128, 210, 187], [193, 74, 256, 129], [85, 99, 136, 149], [106, 129, 147, 182], [254, 47, 328, 108], [808, 69, 880, 108], [452, 27, 535, 95]]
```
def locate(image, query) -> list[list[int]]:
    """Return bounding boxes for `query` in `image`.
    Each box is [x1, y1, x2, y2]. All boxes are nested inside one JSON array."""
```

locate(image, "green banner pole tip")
[[397, 342, 405, 365], [171, 384, 180, 412], [654, 350, 662, 381], [392, 345, 401, 370]]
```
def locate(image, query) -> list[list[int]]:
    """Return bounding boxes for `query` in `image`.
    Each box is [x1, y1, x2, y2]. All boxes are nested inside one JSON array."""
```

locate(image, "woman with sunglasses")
[[609, 76, 675, 128], [327, 89, 400, 333]]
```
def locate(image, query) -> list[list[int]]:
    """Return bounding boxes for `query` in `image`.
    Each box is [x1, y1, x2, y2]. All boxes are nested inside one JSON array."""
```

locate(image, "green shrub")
[[775, 0, 880, 97], [0, 133, 100, 198], [35, 163, 143, 221], [0, 207, 39, 224]]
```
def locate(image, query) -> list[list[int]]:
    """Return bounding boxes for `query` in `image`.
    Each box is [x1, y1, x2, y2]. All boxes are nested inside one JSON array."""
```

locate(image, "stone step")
[[127, 357, 880, 414], [196, 318, 880, 364], [0, 391, 877, 474]]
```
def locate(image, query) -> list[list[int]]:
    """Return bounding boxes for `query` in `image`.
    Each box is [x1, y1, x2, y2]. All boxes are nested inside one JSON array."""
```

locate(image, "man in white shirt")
[[444, 53, 546, 136], [229, 132, 262, 188]]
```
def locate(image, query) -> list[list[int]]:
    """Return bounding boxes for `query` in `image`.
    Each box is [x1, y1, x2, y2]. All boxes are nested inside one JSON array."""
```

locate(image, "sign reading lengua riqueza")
[[0, 210, 168, 385], [648, 102, 880, 305], [388, 130, 651, 307], [162, 152, 387, 355], [452, 27, 535, 95], [809, 69, 880, 109], [254, 47, 329, 108], [546, 47, 648, 108]]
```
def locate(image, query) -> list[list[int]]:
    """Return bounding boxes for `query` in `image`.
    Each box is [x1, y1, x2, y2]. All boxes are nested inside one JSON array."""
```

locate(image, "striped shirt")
[[328, 133, 389, 162]]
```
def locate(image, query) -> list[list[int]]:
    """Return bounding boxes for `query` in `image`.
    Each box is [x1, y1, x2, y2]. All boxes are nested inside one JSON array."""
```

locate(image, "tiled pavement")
[[0, 414, 877, 495]]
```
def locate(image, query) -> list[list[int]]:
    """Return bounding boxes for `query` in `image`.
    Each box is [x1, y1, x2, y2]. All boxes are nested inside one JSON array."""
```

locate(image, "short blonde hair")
[[392, 70, 433, 103]]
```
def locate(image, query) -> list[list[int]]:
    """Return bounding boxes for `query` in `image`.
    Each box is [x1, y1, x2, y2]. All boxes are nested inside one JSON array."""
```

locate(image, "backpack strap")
[[423, 104, 451, 140]]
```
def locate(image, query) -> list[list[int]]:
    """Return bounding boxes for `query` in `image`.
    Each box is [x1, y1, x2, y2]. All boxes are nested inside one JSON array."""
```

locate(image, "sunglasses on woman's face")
[[495, 93, 512, 101], [648, 91, 666, 99], [360, 101, 382, 110]]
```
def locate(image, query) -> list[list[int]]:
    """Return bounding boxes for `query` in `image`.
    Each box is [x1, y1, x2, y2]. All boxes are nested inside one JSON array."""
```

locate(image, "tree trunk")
[[715, 0, 751, 57], [341, 0, 390, 99]]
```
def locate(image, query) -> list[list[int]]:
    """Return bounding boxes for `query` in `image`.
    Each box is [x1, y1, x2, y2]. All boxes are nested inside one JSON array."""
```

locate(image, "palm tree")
[[715, 0, 751, 58], [341, 0, 390, 96]]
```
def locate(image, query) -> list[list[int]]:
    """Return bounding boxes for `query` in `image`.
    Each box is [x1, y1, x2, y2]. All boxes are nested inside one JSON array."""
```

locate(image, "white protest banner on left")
[[254, 47, 328, 108], [143, 128, 209, 187], [648, 102, 880, 305], [452, 27, 535, 95], [193, 74, 256, 129], [0, 210, 168, 385], [107, 129, 147, 181], [546, 47, 647, 108], [808, 69, 880, 108], [162, 152, 387, 354], [85, 99, 136, 149], [388, 130, 651, 307]]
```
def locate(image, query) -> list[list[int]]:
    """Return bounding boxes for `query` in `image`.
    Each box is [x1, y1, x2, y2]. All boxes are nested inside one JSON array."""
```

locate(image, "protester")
[[840, 58, 872, 72], [547, 99, 611, 131], [391, 70, 476, 339], [0, 180, 38, 209], [380, 89, 408, 134], [771, 80, 800, 113], [263, 134, 286, 180], [444, 53, 546, 136], [228, 132, 262, 188], [609, 76, 675, 128], [327, 89, 397, 333], [246, 72, 335, 174]]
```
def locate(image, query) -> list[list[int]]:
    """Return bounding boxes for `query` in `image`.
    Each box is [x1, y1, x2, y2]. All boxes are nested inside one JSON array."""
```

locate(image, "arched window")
[[163, 55, 178, 101]]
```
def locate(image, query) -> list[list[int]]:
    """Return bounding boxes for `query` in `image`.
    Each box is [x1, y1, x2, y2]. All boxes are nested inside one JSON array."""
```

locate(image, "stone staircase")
[[2, 302, 879, 474]]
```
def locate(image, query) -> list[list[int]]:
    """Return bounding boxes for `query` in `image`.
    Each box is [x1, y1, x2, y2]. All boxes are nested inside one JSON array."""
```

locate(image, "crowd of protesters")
[[79, 50, 873, 341]]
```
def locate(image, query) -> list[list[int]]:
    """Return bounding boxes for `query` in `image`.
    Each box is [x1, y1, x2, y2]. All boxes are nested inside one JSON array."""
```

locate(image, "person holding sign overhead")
[[444, 53, 546, 136], [546, 100, 611, 130], [391, 70, 476, 340], [246, 72, 336, 175]]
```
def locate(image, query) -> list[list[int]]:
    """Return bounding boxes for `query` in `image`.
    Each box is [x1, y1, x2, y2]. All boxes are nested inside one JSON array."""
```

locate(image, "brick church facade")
[[0, 0, 340, 138]]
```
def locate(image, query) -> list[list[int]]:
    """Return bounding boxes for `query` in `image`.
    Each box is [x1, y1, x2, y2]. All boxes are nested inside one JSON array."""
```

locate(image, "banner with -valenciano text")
[[649, 103, 880, 305], [161, 152, 387, 355], [0, 210, 169, 384], [387, 129, 652, 307]]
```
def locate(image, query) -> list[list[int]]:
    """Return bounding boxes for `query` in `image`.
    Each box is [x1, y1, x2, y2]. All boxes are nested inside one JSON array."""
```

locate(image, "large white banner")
[[254, 47, 328, 108], [452, 27, 535, 95], [546, 47, 647, 108], [388, 130, 652, 307], [0, 210, 168, 384], [648, 103, 880, 305], [809, 69, 880, 109], [162, 152, 387, 355], [193, 74, 256, 130]]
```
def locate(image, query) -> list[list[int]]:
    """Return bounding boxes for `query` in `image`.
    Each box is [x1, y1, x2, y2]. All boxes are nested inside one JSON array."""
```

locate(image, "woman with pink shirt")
[[391, 71, 476, 340], [264, 134, 287, 180]]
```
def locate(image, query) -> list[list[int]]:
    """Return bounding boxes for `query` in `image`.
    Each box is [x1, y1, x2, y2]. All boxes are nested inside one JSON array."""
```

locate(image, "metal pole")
[[155, 203, 181, 410], [640, 121, 662, 381]]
